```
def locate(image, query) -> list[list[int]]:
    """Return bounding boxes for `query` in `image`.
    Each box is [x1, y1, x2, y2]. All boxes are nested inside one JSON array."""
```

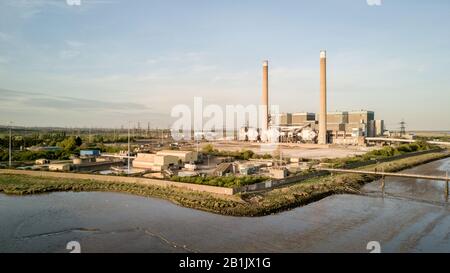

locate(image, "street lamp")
[[128, 121, 131, 174], [8, 121, 12, 168]]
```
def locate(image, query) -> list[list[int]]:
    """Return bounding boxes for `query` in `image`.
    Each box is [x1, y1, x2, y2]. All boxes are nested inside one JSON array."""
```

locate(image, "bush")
[[0, 149, 76, 162], [201, 144, 271, 160], [397, 144, 412, 153], [202, 144, 215, 154], [321, 142, 437, 168], [170, 175, 269, 188]]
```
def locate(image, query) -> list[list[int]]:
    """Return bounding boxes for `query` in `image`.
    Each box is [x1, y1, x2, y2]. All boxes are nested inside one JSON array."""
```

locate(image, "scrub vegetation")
[[321, 141, 437, 168], [170, 175, 269, 188], [202, 144, 272, 160]]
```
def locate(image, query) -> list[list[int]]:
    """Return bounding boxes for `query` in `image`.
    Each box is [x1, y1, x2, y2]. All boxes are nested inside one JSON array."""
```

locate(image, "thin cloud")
[[0, 87, 172, 127], [65, 40, 85, 47], [59, 49, 80, 59], [3, 0, 118, 19], [0, 88, 154, 113], [4, 0, 63, 18], [58, 40, 85, 59], [0, 32, 12, 42], [0, 56, 9, 64]]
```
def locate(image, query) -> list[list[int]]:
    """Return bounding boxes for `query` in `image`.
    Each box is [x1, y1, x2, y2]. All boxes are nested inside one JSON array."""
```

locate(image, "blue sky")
[[0, 0, 449, 130]]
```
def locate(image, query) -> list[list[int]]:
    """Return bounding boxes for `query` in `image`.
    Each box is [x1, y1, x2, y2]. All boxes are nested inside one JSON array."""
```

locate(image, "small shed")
[[35, 159, 50, 165], [49, 163, 72, 171], [213, 163, 235, 176], [80, 150, 101, 156]]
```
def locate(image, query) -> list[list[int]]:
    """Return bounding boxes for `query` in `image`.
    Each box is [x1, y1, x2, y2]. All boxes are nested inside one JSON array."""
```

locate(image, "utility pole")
[[279, 148, 282, 167], [128, 122, 131, 174], [137, 121, 141, 137], [399, 119, 406, 137], [9, 121, 12, 168]]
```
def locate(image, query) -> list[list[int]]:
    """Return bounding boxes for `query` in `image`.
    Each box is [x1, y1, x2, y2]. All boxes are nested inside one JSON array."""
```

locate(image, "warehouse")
[[156, 150, 198, 163], [132, 153, 179, 171]]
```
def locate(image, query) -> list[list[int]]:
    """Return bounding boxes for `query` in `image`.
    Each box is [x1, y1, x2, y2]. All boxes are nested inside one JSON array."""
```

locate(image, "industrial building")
[[269, 167, 288, 179], [132, 150, 198, 171], [292, 112, 316, 125], [156, 150, 198, 163], [71, 156, 123, 172], [271, 110, 383, 144], [80, 149, 101, 157], [48, 163, 72, 171], [375, 120, 385, 136], [45, 155, 123, 172], [213, 162, 236, 176], [132, 153, 179, 171], [239, 51, 386, 145]]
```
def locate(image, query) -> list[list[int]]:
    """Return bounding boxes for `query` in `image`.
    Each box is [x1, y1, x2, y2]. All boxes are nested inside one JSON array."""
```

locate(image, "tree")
[[241, 150, 254, 160], [202, 144, 215, 154], [58, 136, 77, 151], [75, 136, 82, 146]]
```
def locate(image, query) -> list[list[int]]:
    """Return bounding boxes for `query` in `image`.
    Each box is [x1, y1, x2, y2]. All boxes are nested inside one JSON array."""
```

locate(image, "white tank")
[[266, 128, 280, 143], [299, 128, 317, 141], [238, 127, 248, 141], [247, 128, 259, 141]]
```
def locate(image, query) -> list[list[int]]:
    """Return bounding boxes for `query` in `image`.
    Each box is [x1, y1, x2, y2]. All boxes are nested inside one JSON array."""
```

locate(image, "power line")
[[399, 119, 406, 136]]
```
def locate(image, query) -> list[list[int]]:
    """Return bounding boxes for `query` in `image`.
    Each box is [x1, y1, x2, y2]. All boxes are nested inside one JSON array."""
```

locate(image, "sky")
[[0, 0, 449, 130]]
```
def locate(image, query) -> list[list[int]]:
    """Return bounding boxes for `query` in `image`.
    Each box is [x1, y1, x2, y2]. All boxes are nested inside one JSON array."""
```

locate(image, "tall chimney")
[[262, 60, 269, 132], [318, 50, 327, 144]]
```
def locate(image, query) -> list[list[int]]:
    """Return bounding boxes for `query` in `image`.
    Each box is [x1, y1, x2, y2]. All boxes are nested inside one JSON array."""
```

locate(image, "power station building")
[[273, 110, 383, 144], [239, 50, 386, 145]]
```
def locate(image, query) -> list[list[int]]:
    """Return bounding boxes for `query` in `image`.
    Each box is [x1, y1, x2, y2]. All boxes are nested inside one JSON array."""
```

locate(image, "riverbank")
[[0, 150, 448, 216]]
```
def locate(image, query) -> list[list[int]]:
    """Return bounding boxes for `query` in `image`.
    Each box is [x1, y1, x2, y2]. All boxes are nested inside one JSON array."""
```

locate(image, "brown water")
[[0, 158, 449, 253]]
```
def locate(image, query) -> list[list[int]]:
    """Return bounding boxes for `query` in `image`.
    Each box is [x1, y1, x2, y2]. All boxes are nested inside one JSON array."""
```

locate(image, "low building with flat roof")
[[269, 167, 288, 179], [80, 150, 101, 157], [49, 163, 72, 171], [132, 153, 179, 171], [156, 150, 198, 163], [35, 159, 50, 165]]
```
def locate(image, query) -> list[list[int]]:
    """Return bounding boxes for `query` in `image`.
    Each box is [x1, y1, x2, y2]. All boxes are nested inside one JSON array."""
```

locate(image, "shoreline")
[[0, 150, 449, 216]]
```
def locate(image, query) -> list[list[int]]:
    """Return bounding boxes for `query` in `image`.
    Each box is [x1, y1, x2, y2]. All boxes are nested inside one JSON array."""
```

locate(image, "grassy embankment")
[[0, 149, 448, 216], [320, 141, 436, 168]]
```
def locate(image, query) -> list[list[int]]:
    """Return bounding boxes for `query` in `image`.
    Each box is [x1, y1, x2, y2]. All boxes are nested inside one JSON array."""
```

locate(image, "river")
[[0, 158, 449, 253]]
